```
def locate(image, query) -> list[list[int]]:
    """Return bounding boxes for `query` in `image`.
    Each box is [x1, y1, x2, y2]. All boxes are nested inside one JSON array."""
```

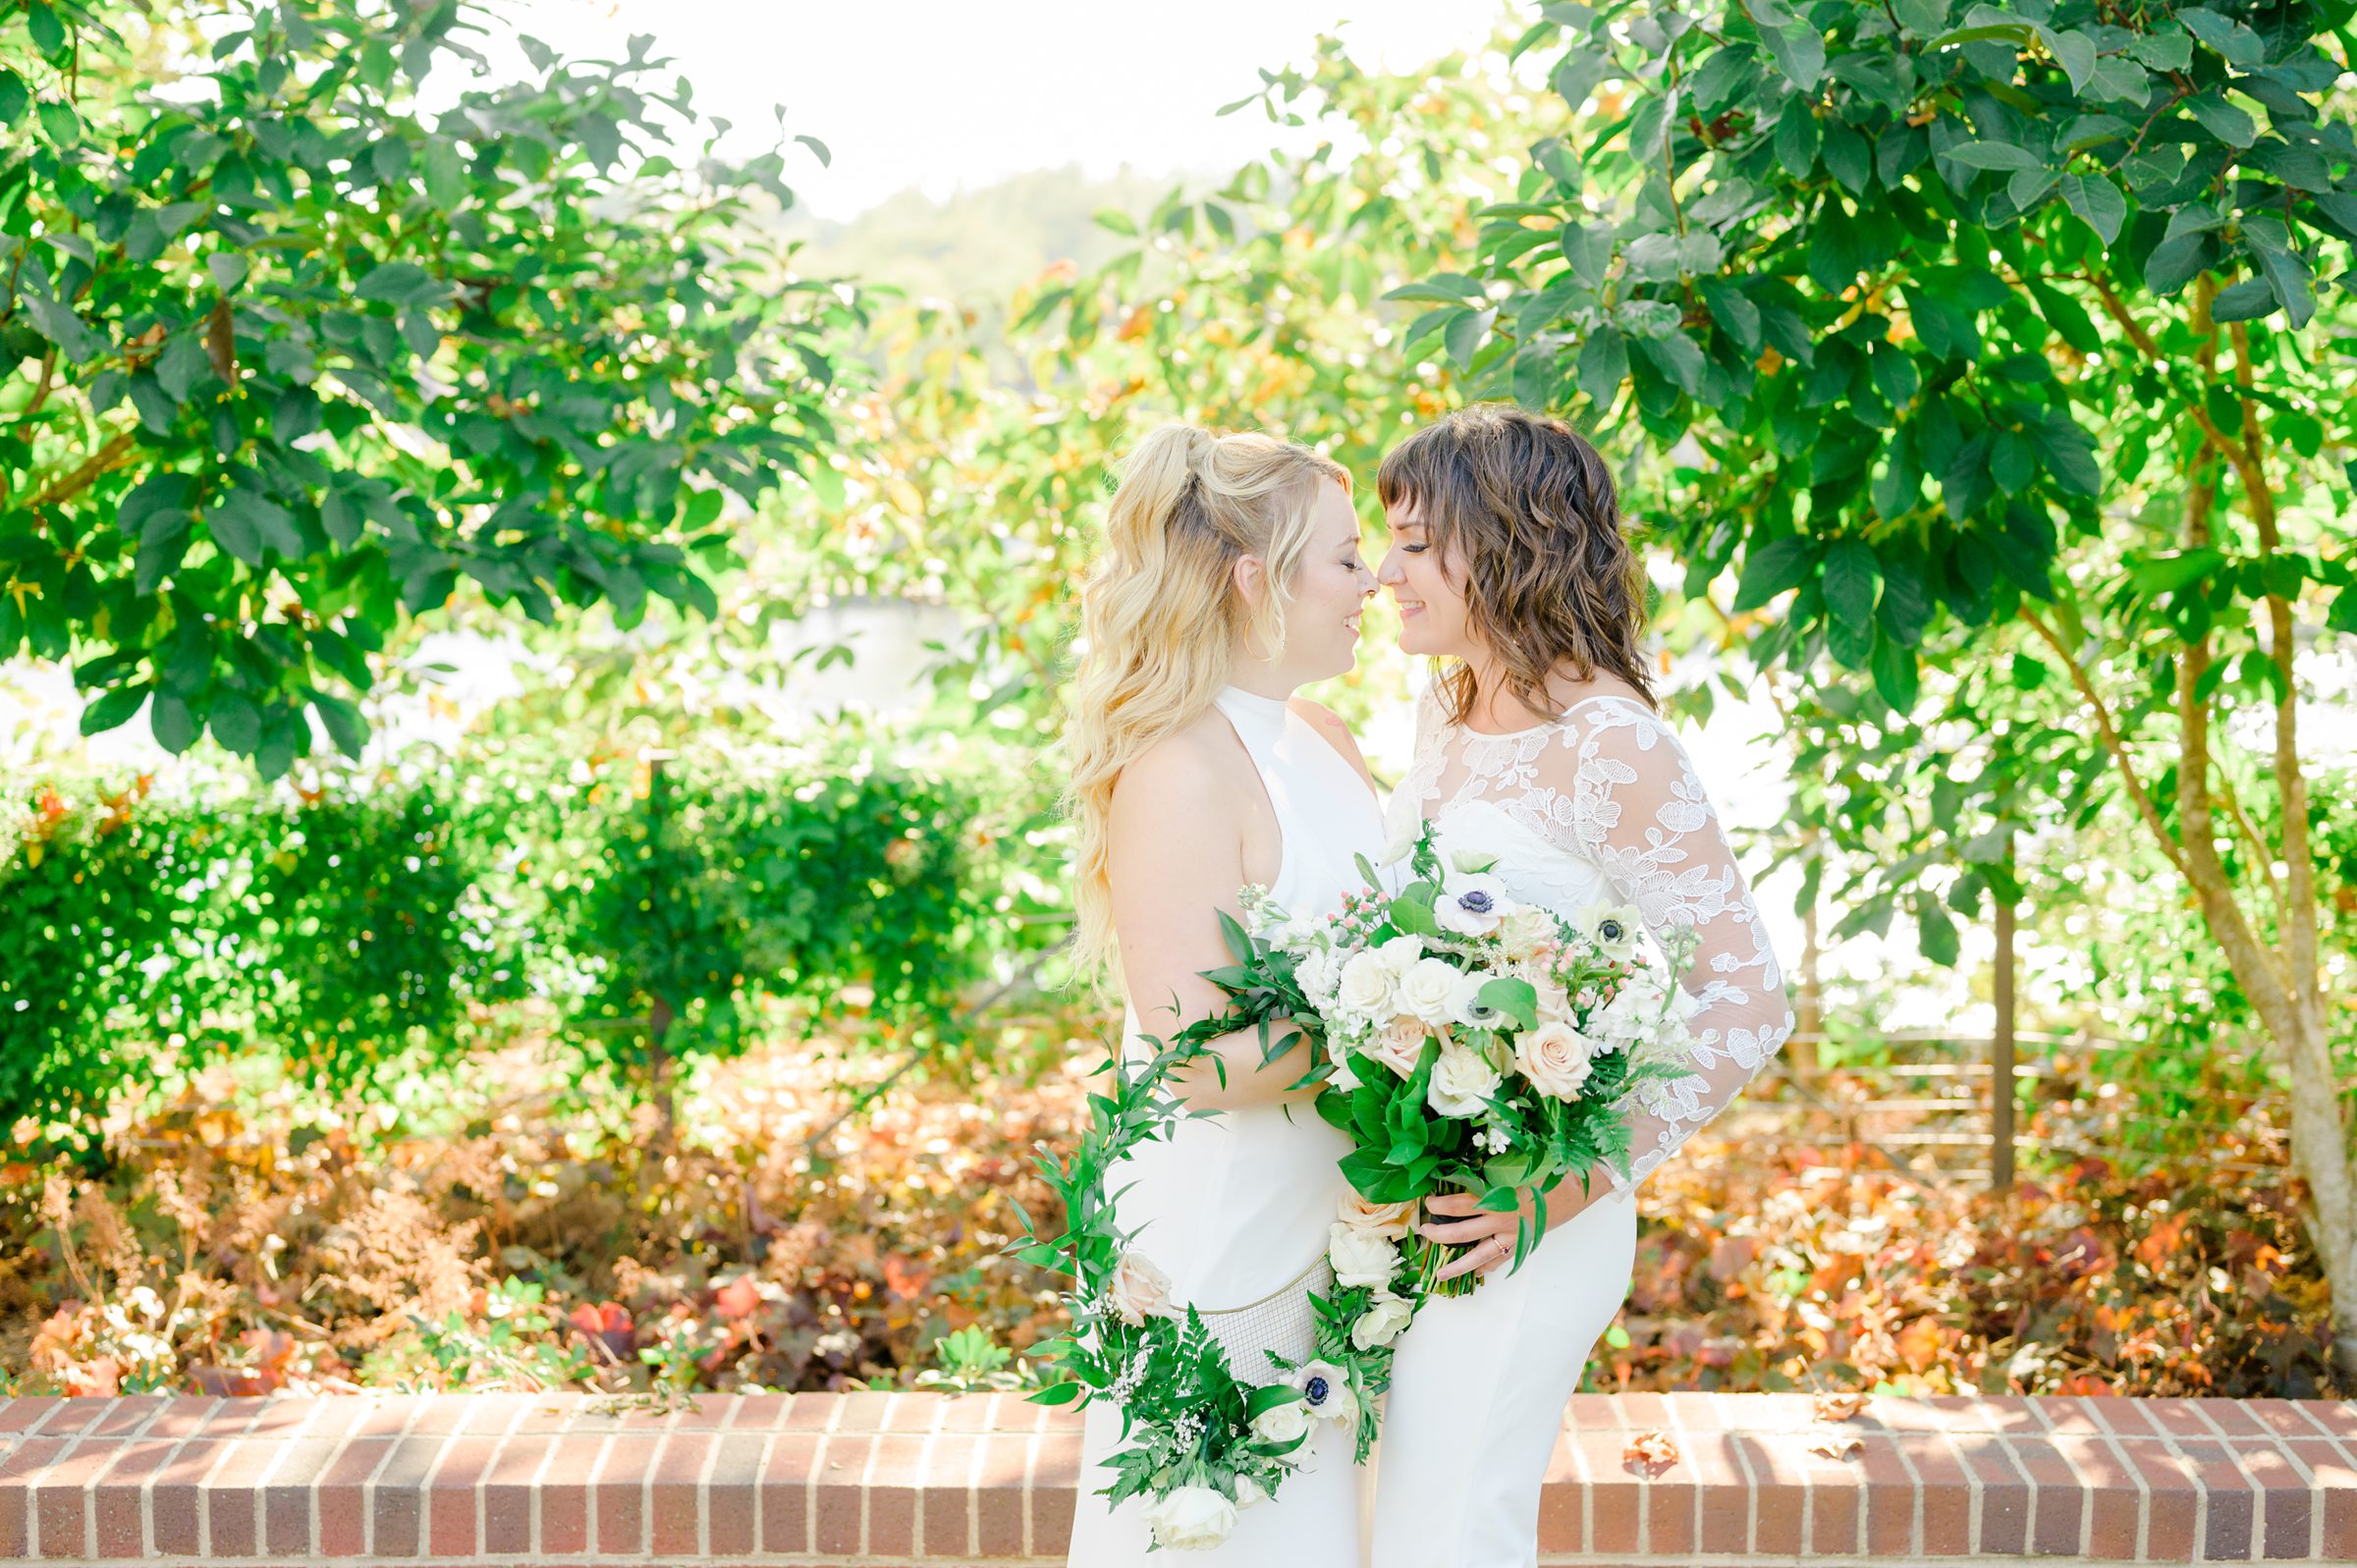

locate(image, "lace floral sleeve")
[[1382, 684, 1450, 860], [1545, 698, 1794, 1189]]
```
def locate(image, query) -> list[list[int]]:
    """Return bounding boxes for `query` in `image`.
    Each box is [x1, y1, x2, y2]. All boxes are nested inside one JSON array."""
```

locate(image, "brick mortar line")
[[1656, 1393, 1692, 1558], [632, 1423, 663, 1558], [1992, 1427, 2042, 1555], [694, 1409, 721, 1557], [76, 1397, 169, 1561], [912, 1390, 944, 1557], [223, 1395, 320, 1558], [2026, 1398, 2087, 1555], [2188, 1399, 2267, 1562], [584, 1426, 621, 1557], [359, 1398, 427, 1559], [472, 1390, 531, 1556], [1880, 1405, 1927, 1557], [2137, 1417, 2213, 1562]]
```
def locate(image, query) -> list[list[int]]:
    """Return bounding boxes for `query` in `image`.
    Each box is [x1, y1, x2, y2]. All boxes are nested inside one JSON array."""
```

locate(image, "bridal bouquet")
[[1015, 988, 1424, 1548], [1247, 825, 1696, 1295]]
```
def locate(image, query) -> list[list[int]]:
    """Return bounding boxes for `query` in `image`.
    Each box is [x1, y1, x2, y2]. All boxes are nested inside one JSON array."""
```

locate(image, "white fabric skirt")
[[1366, 1187, 1638, 1568]]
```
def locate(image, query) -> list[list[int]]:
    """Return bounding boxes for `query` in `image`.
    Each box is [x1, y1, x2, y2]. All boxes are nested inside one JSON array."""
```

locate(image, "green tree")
[[0, 0, 857, 777], [1420, 0, 2357, 1367]]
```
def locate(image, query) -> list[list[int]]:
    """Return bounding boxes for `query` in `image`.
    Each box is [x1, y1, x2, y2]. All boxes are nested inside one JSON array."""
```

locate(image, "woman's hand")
[[1419, 1166, 1611, 1283]]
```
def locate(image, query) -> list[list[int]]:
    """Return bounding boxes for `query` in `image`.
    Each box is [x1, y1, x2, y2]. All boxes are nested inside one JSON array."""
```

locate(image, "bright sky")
[[488, 0, 1504, 218]]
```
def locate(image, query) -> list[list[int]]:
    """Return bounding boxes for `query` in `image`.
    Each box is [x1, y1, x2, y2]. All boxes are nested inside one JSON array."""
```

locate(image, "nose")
[[1376, 547, 1404, 587]]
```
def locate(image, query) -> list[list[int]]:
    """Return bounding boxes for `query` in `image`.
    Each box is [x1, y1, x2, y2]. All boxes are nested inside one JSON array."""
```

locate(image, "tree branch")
[[2017, 604, 2190, 881], [30, 430, 139, 511]]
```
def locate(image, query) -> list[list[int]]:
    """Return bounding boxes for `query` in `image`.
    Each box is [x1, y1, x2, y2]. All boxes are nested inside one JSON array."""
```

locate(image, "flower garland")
[[1014, 911, 1424, 1550]]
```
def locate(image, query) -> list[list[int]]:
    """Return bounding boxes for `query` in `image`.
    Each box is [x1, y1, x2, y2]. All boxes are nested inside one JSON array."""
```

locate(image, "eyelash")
[[1402, 544, 1429, 554]]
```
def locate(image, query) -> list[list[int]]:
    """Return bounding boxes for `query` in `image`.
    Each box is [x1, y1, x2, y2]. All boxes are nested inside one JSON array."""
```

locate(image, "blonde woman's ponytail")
[[1064, 424, 1348, 988]]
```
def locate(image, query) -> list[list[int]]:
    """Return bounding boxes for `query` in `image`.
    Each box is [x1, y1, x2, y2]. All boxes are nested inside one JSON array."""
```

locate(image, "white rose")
[[1376, 934, 1425, 976], [1532, 977, 1574, 1025], [1435, 870, 1509, 937], [1351, 1290, 1414, 1350], [1334, 949, 1396, 1021], [1427, 1041, 1503, 1118], [1250, 1396, 1312, 1448], [1497, 905, 1558, 961], [1396, 957, 1465, 1026], [1143, 1485, 1238, 1550], [1328, 1221, 1401, 1290], [1234, 1475, 1269, 1511], [1379, 816, 1421, 867], [1513, 1019, 1598, 1100], [1338, 1194, 1416, 1239], [1291, 1359, 1357, 1426], [1106, 1250, 1175, 1325], [1362, 1015, 1430, 1078]]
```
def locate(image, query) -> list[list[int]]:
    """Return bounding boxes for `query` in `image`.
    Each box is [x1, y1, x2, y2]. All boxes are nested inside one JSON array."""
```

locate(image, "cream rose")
[[1363, 1015, 1430, 1078], [1338, 1194, 1416, 1239], [1351, 1290, 1413, 1350], [1396, 956, 1465, 1026], [1427, 1040, 1503, 1118], [1497, 905, 1557, 961], [1328, 1221, 1401, 1290], [1334, 949, 1396, 1021], [1531, 976, 1574, 1024], [1143, 1485, 1238, 1550], [1106, 1250, 1174, 1325], [1514, 1019, 1598, 1100], [1250, 1396, 1312, 1448]]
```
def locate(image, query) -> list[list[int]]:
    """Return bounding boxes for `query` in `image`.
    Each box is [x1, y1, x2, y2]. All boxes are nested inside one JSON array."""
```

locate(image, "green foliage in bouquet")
[[1014, 983, 1421, 1548]]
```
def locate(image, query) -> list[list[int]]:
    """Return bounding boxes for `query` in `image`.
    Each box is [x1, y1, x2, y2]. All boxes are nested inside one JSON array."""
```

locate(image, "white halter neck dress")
[[1068, 686, 1384, 1566]]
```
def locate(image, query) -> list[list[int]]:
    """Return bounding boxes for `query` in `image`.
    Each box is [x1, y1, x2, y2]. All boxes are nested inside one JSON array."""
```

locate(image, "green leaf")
[[2026, 279, 2102, 351], [1943, 139, 2043, 172], [1444, 308, 1491, 370], [421, 139, 467, 209], [1734, 536, 1815, 611], [2175, 8, 2265, 68], [1475, 977, 1539, 1031], [1775, 98, 1821, 177], [27, 3, 64, 55], [1917, 901, 1960, 965], [1576, 327, 1627, 405], [2126, 548, 2225, 595], [1870, 629, 1920, 712], [1762, 21, 1827, 91], [1823, 539, 1883, 630], [80, 683, 147, 736], [2064, 174, 2140, 244], [2245, 230, 2315, 329], [151, 693, 198, 754], [310, 691, 368, 760], [2185, 93, 2257, 149], [2209, 274, 2278, 322], [2047, 28, 2096, 92], [0, 69, 27, 127], [35, 97, 79, 146]]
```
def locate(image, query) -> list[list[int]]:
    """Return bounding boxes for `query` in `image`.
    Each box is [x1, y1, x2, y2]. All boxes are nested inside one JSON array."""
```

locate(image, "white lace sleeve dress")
[[1367, 692, 1793, 1568]]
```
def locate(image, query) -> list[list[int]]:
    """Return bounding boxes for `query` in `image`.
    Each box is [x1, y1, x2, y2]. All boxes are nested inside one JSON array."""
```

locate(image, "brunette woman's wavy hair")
[[1376, 404, 1654, 726]]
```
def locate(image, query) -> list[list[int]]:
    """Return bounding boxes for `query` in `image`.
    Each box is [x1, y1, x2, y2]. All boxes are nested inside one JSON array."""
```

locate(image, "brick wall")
[[2, 1390, 2352, 1564]]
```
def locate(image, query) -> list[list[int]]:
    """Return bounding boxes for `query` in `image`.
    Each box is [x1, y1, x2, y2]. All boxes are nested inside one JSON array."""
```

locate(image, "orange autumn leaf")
[[1623, 1430, 1679, 1474], [1813, 1390, 1870, 1422]]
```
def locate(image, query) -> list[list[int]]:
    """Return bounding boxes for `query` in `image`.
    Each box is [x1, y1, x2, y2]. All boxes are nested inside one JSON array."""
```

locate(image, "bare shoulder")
[[1288, 696, 1380, 792], [1110, 713, 1253, 822]]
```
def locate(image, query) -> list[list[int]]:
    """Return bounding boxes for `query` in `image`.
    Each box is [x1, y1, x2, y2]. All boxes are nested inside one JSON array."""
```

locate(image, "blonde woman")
[[1064, 424, 1383, 1565]]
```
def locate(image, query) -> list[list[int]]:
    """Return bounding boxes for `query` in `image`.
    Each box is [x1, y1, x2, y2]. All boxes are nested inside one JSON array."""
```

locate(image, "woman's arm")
[[1107, 734, 1323, 1113], [1560, 702, 1795, 1187]]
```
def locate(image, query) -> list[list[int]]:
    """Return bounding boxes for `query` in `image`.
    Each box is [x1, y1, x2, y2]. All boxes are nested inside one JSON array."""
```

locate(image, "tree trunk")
[[1992, 888, 2015, 1193], [1788, 825, 1824, 1076]]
